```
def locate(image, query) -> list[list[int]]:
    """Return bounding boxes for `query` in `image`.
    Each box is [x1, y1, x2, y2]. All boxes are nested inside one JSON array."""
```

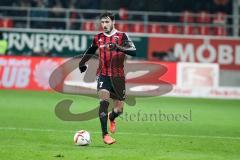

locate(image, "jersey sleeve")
[[86, 35, 98, 54], [79, 34, 99, 65], [121, 33, 136, 48]]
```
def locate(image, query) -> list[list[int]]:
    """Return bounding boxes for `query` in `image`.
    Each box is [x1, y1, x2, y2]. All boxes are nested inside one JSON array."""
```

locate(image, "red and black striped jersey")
[[91, 29, 133, 77]]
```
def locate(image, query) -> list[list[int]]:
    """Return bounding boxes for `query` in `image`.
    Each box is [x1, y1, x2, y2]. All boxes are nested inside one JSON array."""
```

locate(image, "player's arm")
[[115, 40, 136, 56], [79, 38, 98, 73], [117, 33, 136, 56]]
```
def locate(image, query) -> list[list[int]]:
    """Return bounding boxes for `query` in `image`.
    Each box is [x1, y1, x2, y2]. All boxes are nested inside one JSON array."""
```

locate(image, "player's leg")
[[97, 76, 116, 144], [108, 76, 126, 133], [109, 100, 124, 133], [110, 100, 124, 121], [98, 89, 110, 136]]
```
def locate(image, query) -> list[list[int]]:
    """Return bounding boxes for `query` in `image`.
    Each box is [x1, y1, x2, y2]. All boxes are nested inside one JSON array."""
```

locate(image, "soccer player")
[[79, 12, 136, 145]]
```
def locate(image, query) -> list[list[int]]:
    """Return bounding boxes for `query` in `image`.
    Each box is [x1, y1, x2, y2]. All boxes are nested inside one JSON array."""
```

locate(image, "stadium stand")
[[0, 0, 236, 36]]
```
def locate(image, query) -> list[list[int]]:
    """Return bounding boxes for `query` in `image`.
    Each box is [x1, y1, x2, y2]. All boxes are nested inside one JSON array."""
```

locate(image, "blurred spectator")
[[118, 8, 129, 20], [68, 0, 84, 30], [30, 0, 48, 29], [11, 0, 31, 28], [49, 0, 66, 29]]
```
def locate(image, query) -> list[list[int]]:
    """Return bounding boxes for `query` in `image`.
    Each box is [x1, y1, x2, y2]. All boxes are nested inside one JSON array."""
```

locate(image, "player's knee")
[[99, 100, 109, 117], [98, 89, 110, 100]]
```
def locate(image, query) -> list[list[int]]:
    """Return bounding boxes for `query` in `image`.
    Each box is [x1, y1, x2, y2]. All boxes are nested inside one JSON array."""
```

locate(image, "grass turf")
[[0, 90, 240, 160]]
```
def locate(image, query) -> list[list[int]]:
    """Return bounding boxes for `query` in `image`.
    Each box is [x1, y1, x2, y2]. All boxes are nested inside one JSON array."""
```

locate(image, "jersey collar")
[[103, 28, 118, 37]]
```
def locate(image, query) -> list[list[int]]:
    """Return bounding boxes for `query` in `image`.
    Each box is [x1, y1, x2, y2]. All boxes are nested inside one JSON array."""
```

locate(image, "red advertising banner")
[[0, 56, 63, 90], [1, 56, 239, 99], [148, 36, 240, 70], [0, 56, 176, 91]]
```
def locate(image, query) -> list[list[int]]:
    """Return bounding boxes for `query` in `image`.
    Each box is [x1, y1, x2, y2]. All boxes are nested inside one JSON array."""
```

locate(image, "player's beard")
[[104, 25, 113, 34]]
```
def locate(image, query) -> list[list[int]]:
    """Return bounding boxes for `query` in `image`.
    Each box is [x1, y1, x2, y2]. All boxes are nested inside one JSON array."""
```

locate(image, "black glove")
[[79, 64, 87, 73]]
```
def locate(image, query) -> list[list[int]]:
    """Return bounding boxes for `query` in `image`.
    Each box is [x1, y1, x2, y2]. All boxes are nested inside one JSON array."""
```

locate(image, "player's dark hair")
[[100, 11, 115, 21]]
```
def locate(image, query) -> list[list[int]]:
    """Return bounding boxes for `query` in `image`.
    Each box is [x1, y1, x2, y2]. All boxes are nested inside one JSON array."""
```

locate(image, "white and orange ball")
[[73, 130, 91, 146]]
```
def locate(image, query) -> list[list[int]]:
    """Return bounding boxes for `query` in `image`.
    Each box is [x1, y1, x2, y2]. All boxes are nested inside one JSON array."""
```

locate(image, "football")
[[73, 130, 91, 146]]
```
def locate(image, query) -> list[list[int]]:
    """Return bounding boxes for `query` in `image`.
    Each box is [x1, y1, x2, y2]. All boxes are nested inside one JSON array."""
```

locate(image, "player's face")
[[101, 17, 114, 34]]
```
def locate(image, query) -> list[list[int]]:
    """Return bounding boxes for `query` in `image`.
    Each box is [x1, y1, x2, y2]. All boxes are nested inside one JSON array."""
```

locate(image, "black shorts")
[[97, 75, 126, 101]]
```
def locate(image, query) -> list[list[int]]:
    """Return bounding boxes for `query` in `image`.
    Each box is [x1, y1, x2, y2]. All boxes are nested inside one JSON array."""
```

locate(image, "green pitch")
[[0, 90, 240, 160]]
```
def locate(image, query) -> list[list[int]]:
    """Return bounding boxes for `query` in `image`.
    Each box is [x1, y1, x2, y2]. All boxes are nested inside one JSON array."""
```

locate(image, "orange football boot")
[[108, 112, 116, 133], [103, 134, 116, 145]]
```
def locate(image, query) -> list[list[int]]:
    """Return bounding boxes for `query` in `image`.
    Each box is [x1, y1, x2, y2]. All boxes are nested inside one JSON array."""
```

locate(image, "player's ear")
[[112, 20, 115, 26]]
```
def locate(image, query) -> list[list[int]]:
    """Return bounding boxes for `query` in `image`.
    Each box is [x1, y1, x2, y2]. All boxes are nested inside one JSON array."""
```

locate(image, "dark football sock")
[[109, 109, 122, 121], [99, 100, 109, 137]]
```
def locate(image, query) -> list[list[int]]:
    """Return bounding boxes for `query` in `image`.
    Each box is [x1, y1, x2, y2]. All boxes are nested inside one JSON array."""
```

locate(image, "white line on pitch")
[[0, 127, 240, 140]]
